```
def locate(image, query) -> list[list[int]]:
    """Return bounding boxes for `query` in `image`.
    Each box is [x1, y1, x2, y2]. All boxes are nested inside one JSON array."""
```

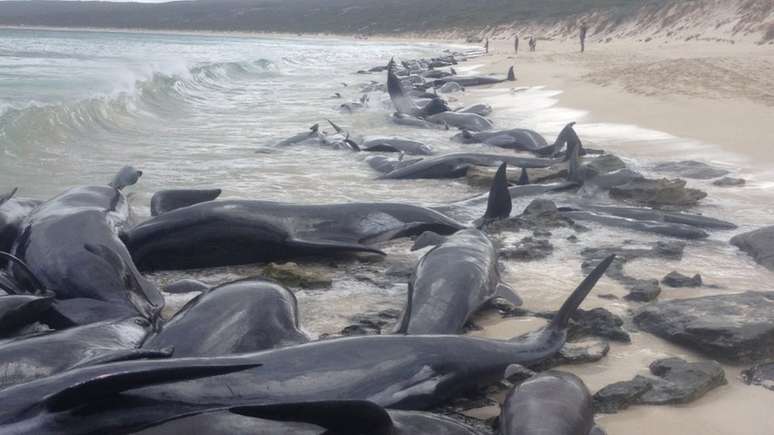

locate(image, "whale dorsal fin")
[[507, 65, 516, 81], [483, 163, 512, 221], [327, 119, 343, 134], [517, 167, 530, 186], [549, 255, 615, 330], [0, 187, 18, 207], [231, 400, 393, 435]]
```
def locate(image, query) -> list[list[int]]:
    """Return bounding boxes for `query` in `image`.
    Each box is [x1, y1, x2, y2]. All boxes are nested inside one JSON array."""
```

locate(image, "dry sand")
[[478, 38, 774, 165], [443, 37, 774, 435]]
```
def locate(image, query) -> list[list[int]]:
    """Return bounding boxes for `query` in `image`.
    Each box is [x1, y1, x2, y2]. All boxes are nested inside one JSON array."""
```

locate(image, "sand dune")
[[451, 0, 774, 45]]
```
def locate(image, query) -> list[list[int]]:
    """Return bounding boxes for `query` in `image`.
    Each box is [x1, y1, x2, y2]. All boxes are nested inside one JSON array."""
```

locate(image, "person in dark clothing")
[[514, 35, 519, 54], [528, 36, 536, 52], [580, 21, 588, 53], [485, 38, 489, 54]]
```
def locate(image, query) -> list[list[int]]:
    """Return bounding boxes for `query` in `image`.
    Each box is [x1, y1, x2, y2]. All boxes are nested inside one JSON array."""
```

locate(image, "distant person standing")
[[485, 38, 489, 54], [579, 20, 588, 53], [529, 36, 537, 52], [514, 35, 519, 54]]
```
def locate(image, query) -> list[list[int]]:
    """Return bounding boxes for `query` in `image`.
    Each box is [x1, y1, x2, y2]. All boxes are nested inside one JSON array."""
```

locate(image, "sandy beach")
[[478, 38, 774, 166]]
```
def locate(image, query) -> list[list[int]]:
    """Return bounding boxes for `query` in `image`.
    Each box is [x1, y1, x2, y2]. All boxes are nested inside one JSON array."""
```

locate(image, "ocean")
[[1, 27, 772, 345]]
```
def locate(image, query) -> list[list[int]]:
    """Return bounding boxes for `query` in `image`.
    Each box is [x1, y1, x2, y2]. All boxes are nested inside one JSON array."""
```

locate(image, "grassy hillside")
[[0, 0, 664, 34]]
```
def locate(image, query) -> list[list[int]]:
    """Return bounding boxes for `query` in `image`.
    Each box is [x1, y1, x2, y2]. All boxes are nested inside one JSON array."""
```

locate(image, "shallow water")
[[3, 28, 774, 435]]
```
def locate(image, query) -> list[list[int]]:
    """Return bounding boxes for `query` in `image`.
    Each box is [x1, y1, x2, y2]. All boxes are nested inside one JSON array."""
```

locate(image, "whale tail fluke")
[[507, 65, 515, 81], [109, 166, 142, 190], [549, 255, 615, 330]]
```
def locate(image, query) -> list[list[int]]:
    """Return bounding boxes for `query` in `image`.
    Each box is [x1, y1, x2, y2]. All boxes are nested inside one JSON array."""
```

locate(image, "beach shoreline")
[[473, 38, 774, 168]]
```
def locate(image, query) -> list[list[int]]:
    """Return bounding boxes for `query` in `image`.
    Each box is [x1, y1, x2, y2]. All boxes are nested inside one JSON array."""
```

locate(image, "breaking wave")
[[0, 59, 278, 146]]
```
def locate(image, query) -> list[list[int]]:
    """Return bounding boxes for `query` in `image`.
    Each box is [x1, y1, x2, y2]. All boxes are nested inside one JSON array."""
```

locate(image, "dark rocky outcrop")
[[741, 362, 774, 391], [535, 338, 610, 370], [500, 236, 554, 261], [484, 199, 576, 235], [639, 358, 726, 405], [582, 241, 685, 302], [624, 279, 662, 302], [653, 161, 730, 180], [339, 308, 401, 336], [662, 271, 702, 288], [609, 178, 707, 208], [593, 376, 653, 413], [713, 177, 746, 187], [593, 357, 726, 413], [535, 307, 631, 343], [634, 292, 774, 362], [731, 226, 774, 271], [580, 154, 627, 180]]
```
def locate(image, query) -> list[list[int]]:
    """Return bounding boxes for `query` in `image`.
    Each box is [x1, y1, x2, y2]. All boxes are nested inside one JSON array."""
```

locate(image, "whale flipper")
[[44, 361, 262, 412], [0, 251, 46, 293], [507, 65, 515, 81], [72, 347, 174, 369], [517, 168, 530, 186], [84, 243, 125, 275], [287, 237, 386, 256]]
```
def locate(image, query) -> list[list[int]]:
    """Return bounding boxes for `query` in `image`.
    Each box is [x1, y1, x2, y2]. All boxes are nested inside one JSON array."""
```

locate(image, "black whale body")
[[125, 200, 466, 271], [0, 256, 614, 434]]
